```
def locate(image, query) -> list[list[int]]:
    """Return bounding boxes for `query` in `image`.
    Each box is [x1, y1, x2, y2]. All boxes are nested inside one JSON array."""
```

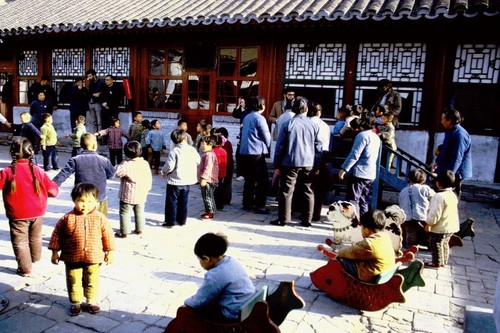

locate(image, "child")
[[0, 137, 59, 277], [184, 233, 255, 322], [424, 170, 459, 268], [378, 111, 397, 168], [330, 105, 349, 156], [18, 112, 43, 163], [65, 115, 86, 157], [398, 168, 435, 247], [129, 111, 143, 142], [374, 104, 387, 125], [140, 119, 151, 162], [336, 210, 396, 283], [214, 127, 233, 205], [177, 118, 194, 146], [40, 113, 59, 171], [96, 117, 130, 166], [53, 133, 115, 217], [161, 129, 200, 227], [145, 119, 167, 175], [211, 132, 228, 210], [430, 144, 442, 173], [198, 135, 219, 219], [48, 183, 115, 316], [114, 141, 153, 238], [195, 119, 207, 153]]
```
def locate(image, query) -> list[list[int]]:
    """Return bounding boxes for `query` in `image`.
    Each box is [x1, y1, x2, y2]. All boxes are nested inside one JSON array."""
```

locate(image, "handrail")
[[373, 145, 434, 209]]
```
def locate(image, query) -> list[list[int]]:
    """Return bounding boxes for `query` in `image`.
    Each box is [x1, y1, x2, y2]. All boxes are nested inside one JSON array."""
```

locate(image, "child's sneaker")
[[70, 304, 82, 316], [201, 213, 214, 220], [88, 304, 100, 314], [16, 268, 31, 277]]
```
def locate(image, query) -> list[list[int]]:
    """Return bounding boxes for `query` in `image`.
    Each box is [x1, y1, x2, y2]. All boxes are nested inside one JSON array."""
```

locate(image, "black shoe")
[[301, 222, 312, 227], [254, 207, 270, 214], [243, 205, 253, 211], [270, 219, 286, 226], [162, 222, 174, 228]]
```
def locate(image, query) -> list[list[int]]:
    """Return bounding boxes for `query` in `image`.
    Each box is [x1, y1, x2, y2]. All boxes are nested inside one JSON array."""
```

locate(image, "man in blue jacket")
[[434, 108, 472, 200], [239, 96, 271, 214], [338, 112, 380, 218], [271, 96, 321, 227]]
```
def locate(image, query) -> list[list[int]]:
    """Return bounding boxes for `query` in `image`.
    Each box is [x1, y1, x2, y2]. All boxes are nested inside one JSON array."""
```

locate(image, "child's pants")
[[403, 220, 426, 247], [109, 148, 123, 166], [42, 145, 59, 170], [119, 201, 145, 234], [65, 262, 101, 305], [9, 217, 43, 273], [201, 182, 218, 214], [165, 184, 190, 225], [427, 232, 454, 266], [151, 150, 161, 170]]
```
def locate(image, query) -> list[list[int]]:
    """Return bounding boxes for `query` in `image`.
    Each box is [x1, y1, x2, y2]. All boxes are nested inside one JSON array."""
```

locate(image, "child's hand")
[[424, 224, 431, 233], [104, 251, 114, 264], [51, 251, 59, 265], [200, 179, 207, 187], [161, 149, 166, 155], [42, 145, 46, 151]]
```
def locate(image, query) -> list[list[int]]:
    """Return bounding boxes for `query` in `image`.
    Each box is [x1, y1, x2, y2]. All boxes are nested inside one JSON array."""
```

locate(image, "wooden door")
[[182, 71, 213, 139]]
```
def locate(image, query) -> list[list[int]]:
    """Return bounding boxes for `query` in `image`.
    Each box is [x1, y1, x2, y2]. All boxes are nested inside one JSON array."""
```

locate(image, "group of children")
[[0, 134, 252, 320], [162, 118, 233, 223], [331, 104, 397, 165]]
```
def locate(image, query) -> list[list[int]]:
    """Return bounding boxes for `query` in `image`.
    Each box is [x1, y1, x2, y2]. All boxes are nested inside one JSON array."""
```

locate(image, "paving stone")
[[0, 311, 57, 333], [413, 313, 446, 332], [45, 322, 98, 332], [109, 321, 148, 333]]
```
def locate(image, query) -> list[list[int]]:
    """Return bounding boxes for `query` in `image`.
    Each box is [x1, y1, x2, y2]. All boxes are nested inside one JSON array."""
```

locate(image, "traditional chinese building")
[[0, 0, 498, 181]]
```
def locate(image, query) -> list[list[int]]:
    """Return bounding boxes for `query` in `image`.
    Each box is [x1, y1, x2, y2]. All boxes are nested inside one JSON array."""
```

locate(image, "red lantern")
[[123, 77, 133, 99]]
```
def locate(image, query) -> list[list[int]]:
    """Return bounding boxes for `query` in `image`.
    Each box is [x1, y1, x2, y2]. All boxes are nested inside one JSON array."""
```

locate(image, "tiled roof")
[[0, 0, 498, 36]]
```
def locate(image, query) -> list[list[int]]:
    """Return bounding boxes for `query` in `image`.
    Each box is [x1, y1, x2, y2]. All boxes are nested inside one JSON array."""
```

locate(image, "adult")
[[239, 96, 271, 214], [372, 79, 402, 128], [28, 75, 57, 109], [86, 69, 106, 132], [433, 108, 472, 200], [309, 103, 332, 221], [232, 96, 249, 181], [101, 75, 124, 129], [68, 77, 90, 129], [269, 87, 295, 141], [1, 74, 13, 123], [338, 111, 380, 218], [0, 113, 11, 129], [271, 96, 322, 227], [29, 92, 52, 128]]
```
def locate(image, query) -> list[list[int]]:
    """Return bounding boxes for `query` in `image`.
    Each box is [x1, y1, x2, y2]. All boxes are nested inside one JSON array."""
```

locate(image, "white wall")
[[433, 132, 499, 183]]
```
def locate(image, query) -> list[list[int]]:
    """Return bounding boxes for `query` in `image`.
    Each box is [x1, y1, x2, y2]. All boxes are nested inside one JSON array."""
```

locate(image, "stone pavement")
[[0, 145, 499, 333]]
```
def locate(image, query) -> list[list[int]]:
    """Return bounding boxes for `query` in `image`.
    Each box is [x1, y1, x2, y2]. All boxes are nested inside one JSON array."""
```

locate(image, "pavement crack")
[[486, 254, 499, 263]]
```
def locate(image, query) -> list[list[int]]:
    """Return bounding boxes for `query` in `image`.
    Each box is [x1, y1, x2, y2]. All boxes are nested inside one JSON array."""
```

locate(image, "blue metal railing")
[[371, 145, 434, 208]]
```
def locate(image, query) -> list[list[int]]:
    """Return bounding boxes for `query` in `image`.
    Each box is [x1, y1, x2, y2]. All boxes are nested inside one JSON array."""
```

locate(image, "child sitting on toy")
[[184, 232, 255, 322], [336, 210, 396, 283]]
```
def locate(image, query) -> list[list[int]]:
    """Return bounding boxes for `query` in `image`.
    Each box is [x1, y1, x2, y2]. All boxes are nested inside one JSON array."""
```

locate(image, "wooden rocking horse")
[[449, 218, 475, 247], [164, 281, 305, 333], [310, 258, 425, 311]]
